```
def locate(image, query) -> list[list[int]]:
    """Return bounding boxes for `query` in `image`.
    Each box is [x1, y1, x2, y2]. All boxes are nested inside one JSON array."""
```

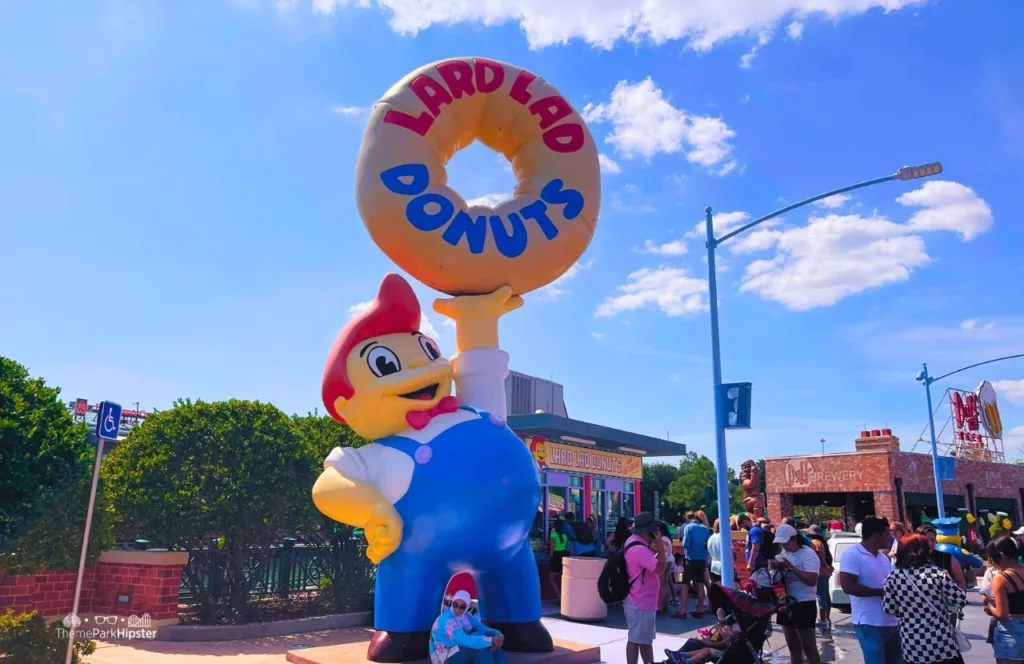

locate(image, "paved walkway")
[[87, 593, 996, 664]]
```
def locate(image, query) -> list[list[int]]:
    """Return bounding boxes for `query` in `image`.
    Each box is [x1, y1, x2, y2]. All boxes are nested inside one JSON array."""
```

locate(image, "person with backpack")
[[597, 511, 667, 664], [804, 524, 834, 630], [565, 512, 597, 557]]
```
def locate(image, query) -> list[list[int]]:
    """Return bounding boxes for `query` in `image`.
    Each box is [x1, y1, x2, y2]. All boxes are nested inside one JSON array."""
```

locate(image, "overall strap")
[[376, 435, 423, 458]]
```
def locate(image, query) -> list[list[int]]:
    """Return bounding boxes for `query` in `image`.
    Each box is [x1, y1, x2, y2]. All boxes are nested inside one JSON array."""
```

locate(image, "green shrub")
[[0, 609, 95, 663], [0, 356, 113, 575]]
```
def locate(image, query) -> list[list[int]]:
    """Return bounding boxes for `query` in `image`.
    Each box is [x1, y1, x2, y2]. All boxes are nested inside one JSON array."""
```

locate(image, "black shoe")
[[485, 619, 554, 652], [366, 629, 431, 662]]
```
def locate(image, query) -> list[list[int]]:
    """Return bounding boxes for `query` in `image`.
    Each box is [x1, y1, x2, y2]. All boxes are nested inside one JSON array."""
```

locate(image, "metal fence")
[[179, 541, 369, 605]]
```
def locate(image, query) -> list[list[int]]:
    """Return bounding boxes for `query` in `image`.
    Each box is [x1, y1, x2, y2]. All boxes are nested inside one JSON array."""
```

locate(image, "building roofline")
[[507, 413, 686, 457]]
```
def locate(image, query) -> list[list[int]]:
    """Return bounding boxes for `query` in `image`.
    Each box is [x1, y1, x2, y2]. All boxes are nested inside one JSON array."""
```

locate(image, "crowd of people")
[[601, 510, 1024, 664]]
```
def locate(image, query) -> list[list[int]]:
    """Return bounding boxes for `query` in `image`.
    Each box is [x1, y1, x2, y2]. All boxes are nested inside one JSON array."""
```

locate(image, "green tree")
[[664, 452, 744, 523], [292, 412, 375, 612], [641, 463, 681, 523], [104, 399, 315, 622], [0, 356, 113, 574]]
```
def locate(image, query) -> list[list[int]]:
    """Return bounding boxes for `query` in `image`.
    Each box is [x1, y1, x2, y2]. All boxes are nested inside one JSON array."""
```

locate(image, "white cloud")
[[814, 193, 851, 209], [465, 192, 510, 207], [740, 93, 751, 104], [718, 160, 738, 176], [583, 78, 736, 170], [347, 300, 440, 338], [729, 226, 783, 254], [786, 21, 804, 39], [737, 181, 994, 310], [897, 180, 993, 241], [960, 318, 995, 331], [685, 210, 750, 239], [595, 267, 708, 318], [598, 153, 622, 175], [739, 30, 772, 69], [591, 332, 604, 340], [1005, 425, 1024, 458], [641, 238, 687, 256], [535, 261, 591, 301], [332, 104, 368, 117], [301, 0, 930, 52], [992, 379, 1024, 404], [737, 214, 931, 310]]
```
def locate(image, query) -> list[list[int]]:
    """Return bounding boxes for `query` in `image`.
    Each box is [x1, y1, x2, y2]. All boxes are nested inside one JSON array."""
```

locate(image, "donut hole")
[[443, 141, 515, 208]]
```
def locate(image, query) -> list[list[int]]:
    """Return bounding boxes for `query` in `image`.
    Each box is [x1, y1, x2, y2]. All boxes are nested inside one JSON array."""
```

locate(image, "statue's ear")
[[332, 397, 350, 421]]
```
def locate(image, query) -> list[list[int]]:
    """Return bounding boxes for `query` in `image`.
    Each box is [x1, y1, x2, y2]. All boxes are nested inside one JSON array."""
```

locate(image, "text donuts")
[[354, 57, 601, 296]]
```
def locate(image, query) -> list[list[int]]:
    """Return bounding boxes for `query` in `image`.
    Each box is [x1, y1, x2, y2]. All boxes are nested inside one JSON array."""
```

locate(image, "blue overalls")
[[374, 407, 542, 634]]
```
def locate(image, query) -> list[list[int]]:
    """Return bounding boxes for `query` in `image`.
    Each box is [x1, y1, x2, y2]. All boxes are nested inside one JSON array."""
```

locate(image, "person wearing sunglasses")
[[429, 590, 507, 664]]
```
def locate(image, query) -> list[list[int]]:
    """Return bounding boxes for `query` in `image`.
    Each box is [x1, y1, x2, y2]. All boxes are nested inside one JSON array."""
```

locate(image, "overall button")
[[414, 445, 433, 465]]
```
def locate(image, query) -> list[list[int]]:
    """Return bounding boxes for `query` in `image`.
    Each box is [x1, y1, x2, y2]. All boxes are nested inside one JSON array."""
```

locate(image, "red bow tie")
[[405, 396, 460, 430]]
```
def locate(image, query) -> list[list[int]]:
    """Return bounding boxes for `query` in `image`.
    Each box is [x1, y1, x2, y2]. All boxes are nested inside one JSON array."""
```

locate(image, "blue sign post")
[[721, 382, 753, 430], [66, 401, 121, 664]]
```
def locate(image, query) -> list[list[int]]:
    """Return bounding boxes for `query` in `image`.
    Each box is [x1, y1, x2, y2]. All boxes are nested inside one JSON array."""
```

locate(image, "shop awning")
[[507, 413, 687, 457]]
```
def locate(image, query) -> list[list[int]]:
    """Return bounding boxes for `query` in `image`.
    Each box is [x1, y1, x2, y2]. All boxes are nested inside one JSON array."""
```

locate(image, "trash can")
[[560, 556, 607, 622]]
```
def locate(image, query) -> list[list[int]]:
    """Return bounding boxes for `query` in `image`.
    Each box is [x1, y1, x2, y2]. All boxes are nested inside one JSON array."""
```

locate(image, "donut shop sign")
[[783, 459, 864, 489]]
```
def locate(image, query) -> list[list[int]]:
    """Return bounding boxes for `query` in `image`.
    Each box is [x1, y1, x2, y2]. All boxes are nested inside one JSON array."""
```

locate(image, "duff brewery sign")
[[783, 459, 864, 488]]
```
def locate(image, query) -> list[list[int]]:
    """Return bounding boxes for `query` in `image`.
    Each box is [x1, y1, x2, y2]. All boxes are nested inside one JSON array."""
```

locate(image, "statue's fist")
[[365, 503, 403, 564]]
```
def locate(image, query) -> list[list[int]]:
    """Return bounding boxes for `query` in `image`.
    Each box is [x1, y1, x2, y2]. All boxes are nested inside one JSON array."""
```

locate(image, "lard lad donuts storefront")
[[507, 413, 687, 570]]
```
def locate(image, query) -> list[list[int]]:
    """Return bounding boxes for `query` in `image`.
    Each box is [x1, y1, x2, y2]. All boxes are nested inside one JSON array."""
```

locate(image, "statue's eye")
[[419, 336, 441, 361], [367, 346, 401, 377]]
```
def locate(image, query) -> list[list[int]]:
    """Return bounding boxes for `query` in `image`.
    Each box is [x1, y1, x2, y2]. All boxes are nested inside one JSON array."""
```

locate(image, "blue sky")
[[2, 0, 1022, 467]]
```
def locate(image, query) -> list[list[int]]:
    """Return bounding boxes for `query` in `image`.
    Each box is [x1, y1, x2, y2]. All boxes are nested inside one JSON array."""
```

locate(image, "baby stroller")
[[663, 584, 781, 664]]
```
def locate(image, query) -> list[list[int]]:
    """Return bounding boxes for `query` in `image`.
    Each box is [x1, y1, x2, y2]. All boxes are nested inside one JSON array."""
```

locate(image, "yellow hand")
[[433, 286, 523, 352], [365, 503, 403, 564]]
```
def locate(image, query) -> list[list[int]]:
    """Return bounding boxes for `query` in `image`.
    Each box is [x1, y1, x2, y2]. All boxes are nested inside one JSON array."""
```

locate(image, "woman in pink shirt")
[[624, 512, 669, 664]]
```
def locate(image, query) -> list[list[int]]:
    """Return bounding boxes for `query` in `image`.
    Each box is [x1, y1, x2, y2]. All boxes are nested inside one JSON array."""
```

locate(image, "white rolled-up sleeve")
[[324, 446, 371, 484], [451, 348, 510, 420], [323, 443, 415, 505]]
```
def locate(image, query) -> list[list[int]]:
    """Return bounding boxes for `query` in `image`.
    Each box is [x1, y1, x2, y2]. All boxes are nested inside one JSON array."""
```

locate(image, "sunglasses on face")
[[453, 602, 467, 610]]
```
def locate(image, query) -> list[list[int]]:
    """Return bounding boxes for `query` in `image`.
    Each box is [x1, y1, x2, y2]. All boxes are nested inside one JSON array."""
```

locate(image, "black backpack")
[[597, 541, 646, 604], [572, 521, 595, 545]]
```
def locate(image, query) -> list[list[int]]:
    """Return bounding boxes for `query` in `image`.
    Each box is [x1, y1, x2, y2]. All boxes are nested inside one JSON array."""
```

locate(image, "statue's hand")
[[433, 286, 523, 352]]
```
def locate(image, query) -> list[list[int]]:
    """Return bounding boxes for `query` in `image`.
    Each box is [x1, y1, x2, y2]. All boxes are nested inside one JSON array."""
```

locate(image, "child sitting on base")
[[664, 608, 738, 664]]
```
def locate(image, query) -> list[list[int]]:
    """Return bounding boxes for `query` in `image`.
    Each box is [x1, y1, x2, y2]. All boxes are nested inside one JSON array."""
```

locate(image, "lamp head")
[[916, 369, 927, 383]]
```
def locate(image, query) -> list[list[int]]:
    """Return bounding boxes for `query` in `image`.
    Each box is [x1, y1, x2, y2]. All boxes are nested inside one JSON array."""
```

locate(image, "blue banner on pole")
[[95, 401, 122, 440], [721, 382, 752, 430], [937, 456, 956, 481]]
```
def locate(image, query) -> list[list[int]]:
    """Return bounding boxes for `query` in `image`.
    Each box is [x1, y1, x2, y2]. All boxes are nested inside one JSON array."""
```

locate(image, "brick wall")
[[764, 448, 1024, 524], [0, 551, 187, 621]]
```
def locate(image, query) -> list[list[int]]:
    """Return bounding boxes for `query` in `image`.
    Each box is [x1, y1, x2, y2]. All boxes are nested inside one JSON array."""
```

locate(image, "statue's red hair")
[[321, 274, 421, 422]]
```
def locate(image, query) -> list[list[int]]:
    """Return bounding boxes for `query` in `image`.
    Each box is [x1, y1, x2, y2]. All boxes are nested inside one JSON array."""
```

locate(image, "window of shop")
[[608, 490, 621, 523], [548, 486, 567, 522], [530, 472, 548, 556], [622, 482, 635, 519], [568, 476, 584, 518]]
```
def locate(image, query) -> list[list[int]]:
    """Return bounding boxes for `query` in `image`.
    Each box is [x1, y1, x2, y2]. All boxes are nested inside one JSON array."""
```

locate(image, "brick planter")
[[0, 550, 187, 622]]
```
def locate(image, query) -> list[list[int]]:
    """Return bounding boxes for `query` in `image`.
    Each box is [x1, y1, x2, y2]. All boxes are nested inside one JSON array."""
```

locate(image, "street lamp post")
[[705, 162, 944, 588], [916, 354, 1024, 519]]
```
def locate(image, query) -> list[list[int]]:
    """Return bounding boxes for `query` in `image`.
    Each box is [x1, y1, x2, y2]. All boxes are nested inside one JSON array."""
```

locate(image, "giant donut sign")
[[355, 57, 601, 296]]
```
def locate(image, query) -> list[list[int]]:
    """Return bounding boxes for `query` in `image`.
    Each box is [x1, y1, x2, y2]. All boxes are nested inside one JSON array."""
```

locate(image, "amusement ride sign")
[[524, 435, 642, 480], [950, 380, 1004, 460]]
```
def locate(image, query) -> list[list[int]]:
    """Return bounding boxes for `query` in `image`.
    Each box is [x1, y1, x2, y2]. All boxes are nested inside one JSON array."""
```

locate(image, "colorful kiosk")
[[509, 414, 685, 559]]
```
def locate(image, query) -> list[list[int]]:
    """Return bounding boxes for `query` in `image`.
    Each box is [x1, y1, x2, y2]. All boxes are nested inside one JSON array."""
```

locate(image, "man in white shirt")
[[840, 516, 903, 664]]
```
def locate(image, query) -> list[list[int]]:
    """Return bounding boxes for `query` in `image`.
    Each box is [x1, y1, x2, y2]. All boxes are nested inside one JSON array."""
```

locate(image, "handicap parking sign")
[[96, 401, 122, 440]]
